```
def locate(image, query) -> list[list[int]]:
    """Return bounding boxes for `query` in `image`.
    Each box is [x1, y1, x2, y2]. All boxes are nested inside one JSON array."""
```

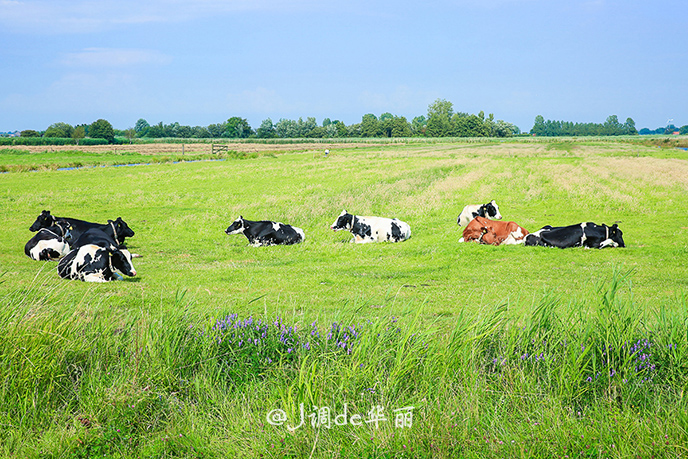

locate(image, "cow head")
[[225, 216, 246, 235], [607, 224, 625, 248], [30, 210, 55, 232], [50, 221, 73, 242], [110, 247, 137, 277], [483, 200, 502, 220], [109, 217, 135, 243], [330, 210, 354, 231]]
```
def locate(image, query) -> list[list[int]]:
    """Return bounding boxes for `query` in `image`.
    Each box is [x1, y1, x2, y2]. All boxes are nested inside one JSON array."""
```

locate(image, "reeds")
[[1, 269, 687, 456]]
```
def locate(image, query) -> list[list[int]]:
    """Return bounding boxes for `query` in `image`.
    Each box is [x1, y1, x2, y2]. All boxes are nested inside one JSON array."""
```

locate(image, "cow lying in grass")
[[225, 216, 305, 246], [457, 200, 502, 227], [24, 221, 72, 261], [330, 210, 411, 243], [57, 228, 137, 282], [524, 222, 625, 249], [460, 216, 529, 245], [29, 210, 135, 246]]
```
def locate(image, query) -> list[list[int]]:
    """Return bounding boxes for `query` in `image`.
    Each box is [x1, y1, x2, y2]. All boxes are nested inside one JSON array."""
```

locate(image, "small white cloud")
[[0, 0, 322, 33], [59, 48, 172, 68]]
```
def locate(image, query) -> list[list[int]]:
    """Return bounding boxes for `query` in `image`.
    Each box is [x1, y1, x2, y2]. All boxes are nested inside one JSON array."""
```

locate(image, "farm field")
[[1, 138, 688, 458]]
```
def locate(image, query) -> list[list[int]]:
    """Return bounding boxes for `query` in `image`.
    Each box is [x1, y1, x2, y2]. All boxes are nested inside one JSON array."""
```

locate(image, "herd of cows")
[[24, 201, 626, 283]]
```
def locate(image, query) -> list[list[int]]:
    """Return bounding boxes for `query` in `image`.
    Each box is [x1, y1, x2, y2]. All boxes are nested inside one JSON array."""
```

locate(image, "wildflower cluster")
[[200, 314, 369, 381], [483, 329, 664, 393]]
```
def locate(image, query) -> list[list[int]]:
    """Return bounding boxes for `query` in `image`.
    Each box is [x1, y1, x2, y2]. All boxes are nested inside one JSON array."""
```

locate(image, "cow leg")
[[599, 239, 618, 249], [82, 273, 108, 283]]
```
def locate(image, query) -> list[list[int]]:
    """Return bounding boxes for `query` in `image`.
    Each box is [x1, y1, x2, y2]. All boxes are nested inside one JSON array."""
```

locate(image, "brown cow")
[[461, 216, 529, 245]]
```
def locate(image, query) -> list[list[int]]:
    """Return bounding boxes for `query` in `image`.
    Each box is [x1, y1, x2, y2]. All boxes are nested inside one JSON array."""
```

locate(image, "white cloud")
[[0, 0, 321, 33], [59, 48, 172, 67]]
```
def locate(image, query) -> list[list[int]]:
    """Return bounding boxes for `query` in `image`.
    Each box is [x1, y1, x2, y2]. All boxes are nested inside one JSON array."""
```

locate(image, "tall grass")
[[1, 269, 686, 457]]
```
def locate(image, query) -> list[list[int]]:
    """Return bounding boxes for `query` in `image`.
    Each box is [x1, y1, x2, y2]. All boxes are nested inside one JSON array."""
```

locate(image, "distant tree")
[[680, 125, 688, 135], [177, 125, 192, 138], [391, 116, 412, 137], [275, 119, 297, 138], [411, 116, 427, 136], [427, 99, 454, 119], [21, 129, 40, 137], [207, 123, 224, 138], [492, 120, 518, 137], [306, 126, 327, 138], [146, 122, 164, 138], [135, 118, 150, 135], [89, 119, 115, 143], [191, 126, 211, 138], [638, 128, 652, 135], [623, 118, 638, 135], [226, 117, 253, 138], [426, 114, 451, 137], [426, 99, 454, 137], [347, 123, 362, 137], [322, 118, 332, 127], [604, 115, 621, 135], [297, 117, 318, 137], [124, 127, 136, 144], [333, 121, 348, 137], [325, 123, 338, 137], [360, 114, 381, 137], [531, 115, 546, 136], [256, 118, 277, 138], [44, 122, 74, 138], [452, 114, 489, 137], [72, 126, 85, 145]]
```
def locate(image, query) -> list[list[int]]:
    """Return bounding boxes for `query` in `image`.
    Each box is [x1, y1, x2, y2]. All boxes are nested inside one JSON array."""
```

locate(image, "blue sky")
[[1, 0, 686, 133]]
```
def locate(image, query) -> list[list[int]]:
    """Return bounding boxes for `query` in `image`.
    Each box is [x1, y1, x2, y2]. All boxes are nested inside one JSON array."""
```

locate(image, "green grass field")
[[1, 139, 687, 458]]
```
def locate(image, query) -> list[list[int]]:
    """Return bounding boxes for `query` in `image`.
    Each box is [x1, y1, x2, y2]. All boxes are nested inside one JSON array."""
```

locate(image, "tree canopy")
[[530, 115, 638, 136], [44, 122, 74, 138], [21, 99, 679, 142], [89, 119, 115, 143]]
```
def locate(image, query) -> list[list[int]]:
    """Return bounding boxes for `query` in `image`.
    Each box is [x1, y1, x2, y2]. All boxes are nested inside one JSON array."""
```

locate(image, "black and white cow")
[[29, 210, 135, 246], [225, 216, 305, 246], [24, 222, 72, 261], [57, 228, 137, 282], [330, 210, 411, 243], [457, 200, 502, 227], [524, 222, 625, 249]]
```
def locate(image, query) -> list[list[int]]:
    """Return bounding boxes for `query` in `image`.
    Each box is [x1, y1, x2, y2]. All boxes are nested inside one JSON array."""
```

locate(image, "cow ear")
[[611, 224, 618, 229]]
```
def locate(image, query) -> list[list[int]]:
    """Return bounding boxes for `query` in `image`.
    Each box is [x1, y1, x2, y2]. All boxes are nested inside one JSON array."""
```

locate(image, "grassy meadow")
[[1, 138, 688, 458]]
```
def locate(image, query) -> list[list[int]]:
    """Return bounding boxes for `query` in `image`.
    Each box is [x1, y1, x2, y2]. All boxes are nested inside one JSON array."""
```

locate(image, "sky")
[[1, 0, 686, 133]]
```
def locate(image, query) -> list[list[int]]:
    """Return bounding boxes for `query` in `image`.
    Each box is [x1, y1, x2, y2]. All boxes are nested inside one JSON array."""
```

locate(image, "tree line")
[[639, 124, 688, 135], [8, 99, 520, 144], [6, 100, 685, 144], [15, 119, 116, 144], [134, 99, 520, 140], [530, 115, 639, 136]]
